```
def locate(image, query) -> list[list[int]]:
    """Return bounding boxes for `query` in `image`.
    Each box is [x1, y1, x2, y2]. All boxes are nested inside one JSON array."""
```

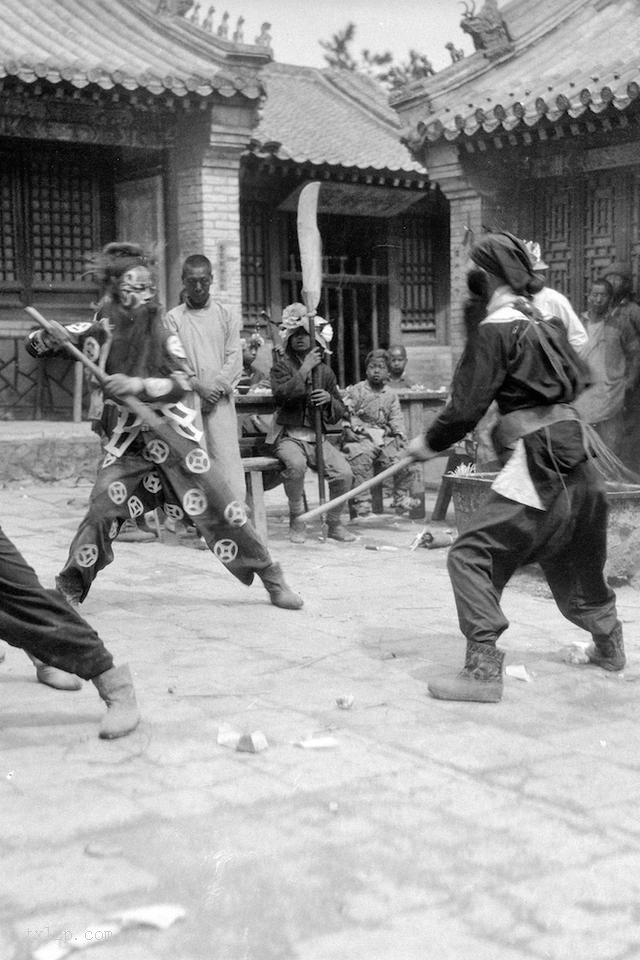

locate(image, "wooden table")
[[235, 390, 447, 431]]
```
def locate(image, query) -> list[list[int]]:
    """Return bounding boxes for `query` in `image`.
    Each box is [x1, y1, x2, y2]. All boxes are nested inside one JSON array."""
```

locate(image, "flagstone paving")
[[2, 479, 639, 960]]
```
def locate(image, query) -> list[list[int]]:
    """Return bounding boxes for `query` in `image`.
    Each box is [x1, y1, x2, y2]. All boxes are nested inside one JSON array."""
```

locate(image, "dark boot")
[[55, 572, 82, 607], [288, 514, 307, 544], [327, 518, 356, 542], [428, 640, 504, 702], [27, 653, 82, 691], [259, 562, 304, 610], [588, 620, 626, 672], [91, 664, 140, 739]]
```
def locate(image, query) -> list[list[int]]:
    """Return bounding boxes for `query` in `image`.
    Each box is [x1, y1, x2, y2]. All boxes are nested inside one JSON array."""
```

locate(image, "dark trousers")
[[0, 525, 113, 679], [447, 461, 618, 644], [273, 435, 353, 524]]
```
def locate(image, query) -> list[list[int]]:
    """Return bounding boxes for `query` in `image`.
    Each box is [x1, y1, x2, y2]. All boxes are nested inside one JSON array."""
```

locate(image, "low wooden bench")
[[243, 455, 282, 543]]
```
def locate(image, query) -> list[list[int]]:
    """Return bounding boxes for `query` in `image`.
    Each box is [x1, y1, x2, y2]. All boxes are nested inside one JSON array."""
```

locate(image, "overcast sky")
[[229, 0, 485, 72]]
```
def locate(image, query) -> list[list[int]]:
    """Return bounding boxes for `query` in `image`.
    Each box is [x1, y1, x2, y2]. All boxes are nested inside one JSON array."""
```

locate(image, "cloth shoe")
[[27, 653, 82, 691], [327, 521, 356, 542], [353, 501, 372, 518], [289, 515, 307, 544], [259, 562, 304, 609], [588, 620, 626, 672], [91, 664, 140, 739], [55, 572, 82, 607], [428, 639, 504, 702]]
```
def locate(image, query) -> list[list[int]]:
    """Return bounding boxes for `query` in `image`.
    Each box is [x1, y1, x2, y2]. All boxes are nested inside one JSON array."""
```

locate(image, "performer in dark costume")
[[26, 244, 302, 611], [0, 523, 139, 738], [409, 232, 624, 702]]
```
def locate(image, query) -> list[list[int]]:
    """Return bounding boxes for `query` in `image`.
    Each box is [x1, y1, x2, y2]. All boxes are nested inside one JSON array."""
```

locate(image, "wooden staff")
[[298, 455, 415, 523], [25, 306, 175, 434]]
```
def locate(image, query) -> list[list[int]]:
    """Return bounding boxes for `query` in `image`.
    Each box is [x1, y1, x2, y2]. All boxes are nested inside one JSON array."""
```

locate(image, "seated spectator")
[[269, 303, 355, 543], [237, 332, 269, 394], [387, 344, 414, 391], [573, 279, 639, 455], [342, 349, 421, 517]]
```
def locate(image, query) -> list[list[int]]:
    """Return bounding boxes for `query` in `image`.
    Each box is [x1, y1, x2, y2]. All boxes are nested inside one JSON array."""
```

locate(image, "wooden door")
[[115, 175, 167, 307]]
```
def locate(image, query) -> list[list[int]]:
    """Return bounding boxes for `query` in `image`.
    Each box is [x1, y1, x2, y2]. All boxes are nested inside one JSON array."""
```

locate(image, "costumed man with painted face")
[[25, 243, 302, 612], [409, 232, 624, 702]]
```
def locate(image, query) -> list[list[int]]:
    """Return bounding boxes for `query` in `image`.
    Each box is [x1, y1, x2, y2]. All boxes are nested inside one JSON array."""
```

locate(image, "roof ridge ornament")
[[460, 0, 514, 61]]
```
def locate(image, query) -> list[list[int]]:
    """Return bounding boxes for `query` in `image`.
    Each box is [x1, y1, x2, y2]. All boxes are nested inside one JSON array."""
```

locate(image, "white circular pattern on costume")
[[213, 538, 238, 564], [108, 480, 128, 505], [164, 502, 184, 521], [83, 337, 100, 363], [75, 544, 99, 568], [144, 439, 170, 464], [108, 520, 119, 540], [182, 488, 207, 516], [223, 500, 248, 527], [128, 495, 144, 519], [102, 453, 117, 468], [143, 472, 162, 494], [185, 448, 210, 474]]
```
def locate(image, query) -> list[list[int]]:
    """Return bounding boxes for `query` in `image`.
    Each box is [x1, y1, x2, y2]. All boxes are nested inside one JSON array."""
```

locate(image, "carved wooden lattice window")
[[398, 216, 435, 334], [0, 167, 16, 284], [240, 200, 270, 325], [582, 171, 619, 299], [534, 179, 574, 298], [630, 173, 640, 295], [30, 157, 97, 286]]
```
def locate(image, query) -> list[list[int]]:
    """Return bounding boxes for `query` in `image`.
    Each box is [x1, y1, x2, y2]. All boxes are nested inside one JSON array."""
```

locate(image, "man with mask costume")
[[409, 232, 623, 703], [26, 243, 302, 613]]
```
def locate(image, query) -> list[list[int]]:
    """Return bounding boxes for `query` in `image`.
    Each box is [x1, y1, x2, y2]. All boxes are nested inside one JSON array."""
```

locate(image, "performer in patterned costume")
[[25, 244, 302, 611]]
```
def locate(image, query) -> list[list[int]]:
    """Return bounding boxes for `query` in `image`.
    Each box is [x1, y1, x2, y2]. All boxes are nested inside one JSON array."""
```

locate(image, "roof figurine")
[[445, 41, 465, 63], [202, 5, 215, 31], [217, 10, 229, 37], [255, 22, 272, 47], [233, 15, 245, 44], [460, 0, 513, 59], [188, 2, 201, 24]]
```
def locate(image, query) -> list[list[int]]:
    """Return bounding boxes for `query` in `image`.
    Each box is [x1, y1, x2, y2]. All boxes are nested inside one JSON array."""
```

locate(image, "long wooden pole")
[[298, 455, 415, 523]]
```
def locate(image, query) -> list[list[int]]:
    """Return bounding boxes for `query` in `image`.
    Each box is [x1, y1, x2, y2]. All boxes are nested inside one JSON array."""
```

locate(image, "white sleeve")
[[535, 289, 589, 356]]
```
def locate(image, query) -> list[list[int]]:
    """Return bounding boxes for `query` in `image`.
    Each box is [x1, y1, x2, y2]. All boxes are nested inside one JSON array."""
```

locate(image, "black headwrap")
[[470, 232, 539, 296]]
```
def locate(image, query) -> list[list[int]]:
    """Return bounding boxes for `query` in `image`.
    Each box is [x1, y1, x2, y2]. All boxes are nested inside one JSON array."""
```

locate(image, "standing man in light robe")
[[165, 254, 246, 503]]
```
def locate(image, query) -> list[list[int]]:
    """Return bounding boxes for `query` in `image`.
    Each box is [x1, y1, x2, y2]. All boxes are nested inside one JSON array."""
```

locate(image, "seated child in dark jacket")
[[269, 303, 355, 543], [342, 349, 421, 517]]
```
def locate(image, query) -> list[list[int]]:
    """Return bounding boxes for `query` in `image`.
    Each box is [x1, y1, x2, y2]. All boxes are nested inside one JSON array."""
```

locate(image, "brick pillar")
[[426, 142, 499, 362], [166, 101, 258, 316]]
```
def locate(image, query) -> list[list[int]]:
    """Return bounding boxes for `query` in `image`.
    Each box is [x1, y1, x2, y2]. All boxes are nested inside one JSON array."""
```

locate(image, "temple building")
[[0, 0, 447, 418], [393, 0, 640, 358]]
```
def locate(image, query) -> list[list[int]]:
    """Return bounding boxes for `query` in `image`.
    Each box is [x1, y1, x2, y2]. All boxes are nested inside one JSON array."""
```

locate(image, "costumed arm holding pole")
[[25, 306, 195, 455]]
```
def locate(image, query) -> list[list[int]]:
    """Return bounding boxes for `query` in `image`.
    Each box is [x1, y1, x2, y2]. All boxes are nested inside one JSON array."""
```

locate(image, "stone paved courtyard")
[[2, 478, 640, 960]]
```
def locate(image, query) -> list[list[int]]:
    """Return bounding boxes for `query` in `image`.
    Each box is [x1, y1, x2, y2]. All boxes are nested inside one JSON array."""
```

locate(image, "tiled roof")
[[0, 0, 267, 99], [253, 62, 423, 175], [396, 0, 640, 146]]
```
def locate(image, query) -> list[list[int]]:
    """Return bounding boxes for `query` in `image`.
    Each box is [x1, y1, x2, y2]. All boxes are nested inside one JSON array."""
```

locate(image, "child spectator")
[[387, 344, 414, 391], [342, 349, 420, 517], [269, 303, 355, 543]]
